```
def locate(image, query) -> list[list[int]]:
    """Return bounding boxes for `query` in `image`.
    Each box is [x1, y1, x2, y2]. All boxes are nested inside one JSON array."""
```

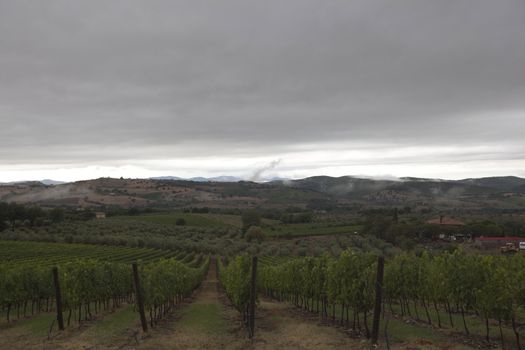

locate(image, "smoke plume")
[[250, 159, 282, 182]]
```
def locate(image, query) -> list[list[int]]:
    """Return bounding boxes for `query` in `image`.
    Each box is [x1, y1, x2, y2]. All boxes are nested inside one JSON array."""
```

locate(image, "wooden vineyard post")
[[132, 263, 148, 333], [52, 267, 64, 331], [249, 256, 258, 338], [371, 256, 385, 345]]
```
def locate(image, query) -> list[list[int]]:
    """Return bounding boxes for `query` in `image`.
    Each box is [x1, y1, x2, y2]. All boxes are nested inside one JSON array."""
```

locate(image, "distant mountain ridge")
[[279, 175, 525, 195], [150, 175, 243, 182], [40, 179, 68, 186], [456, 176, 525, 191], [1, 175, 524, 210], [149, 175, 290, 182], [0, 179, 67, 186]]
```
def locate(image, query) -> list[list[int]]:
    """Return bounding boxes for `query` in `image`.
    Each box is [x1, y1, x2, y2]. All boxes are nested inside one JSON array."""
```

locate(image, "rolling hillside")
[[1, 176, 524, 211]]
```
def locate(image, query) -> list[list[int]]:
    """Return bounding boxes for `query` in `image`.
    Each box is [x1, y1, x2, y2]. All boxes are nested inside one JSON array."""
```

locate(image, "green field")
[[264, 222, 362, 237], [179, 303, 226, 333], [116, 211, 282, 229], [116, 212, 233, 228], [0, 240, 182, 267], [116, 212, 360, 239], [259, 255, 294, 266]]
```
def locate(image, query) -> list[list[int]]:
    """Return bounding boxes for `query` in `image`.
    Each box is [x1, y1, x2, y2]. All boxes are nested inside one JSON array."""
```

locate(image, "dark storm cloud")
[[1, 0, 524, 172]]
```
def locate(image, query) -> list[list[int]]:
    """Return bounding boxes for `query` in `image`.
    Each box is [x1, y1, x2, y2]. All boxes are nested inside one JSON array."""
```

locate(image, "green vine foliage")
[[0, 259, 133, 323], [139, 256, 209, 326], [0, 255, 209, 327], [259, 248, 525, 345], [217, 254, 252, 321], [259, 250, 376, 335]]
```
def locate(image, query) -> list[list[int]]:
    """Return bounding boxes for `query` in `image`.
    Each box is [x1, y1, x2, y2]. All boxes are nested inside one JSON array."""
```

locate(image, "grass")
[[264, 222, 362, 237], [0, 305, 139, 350], [117, 212, 232, 228], [0, 312, 56, 337], [178, 303, 226, 333], [73, 305, 138, 344], [0, 239, 176, 266], [0, 303, 138, 337], [259, 255, 294, 266], [198, 213, 243, 228], [387, 302, 521, 348], [82, 305, 137, 338], [200, 213, 279, 228], [116, 212, 362, 239], [386, 316, 442, 343], [274, 299, 454, 347], [276, 296, 522, 348], [22, 313, 55, 336]]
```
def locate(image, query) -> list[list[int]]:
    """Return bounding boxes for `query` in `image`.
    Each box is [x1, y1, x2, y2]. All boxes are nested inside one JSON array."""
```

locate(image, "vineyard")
[[217, 255, 252, 325], [259, 250, 377, 335], [2, 237, 525, 349], [138, 257, 209, 328], [216, 250, 525, 349], [0, 240, 208, 330], [0, 240, 181, 266], [256, 250, 525, 349]]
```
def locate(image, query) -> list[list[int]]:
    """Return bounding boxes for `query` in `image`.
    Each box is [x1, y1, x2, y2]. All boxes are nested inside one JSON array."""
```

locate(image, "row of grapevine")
[[258, 249, 525, 347], [0, 250, 206, 325], [258, 250, 377, 337], [384, 251, 525, 348], [258, 255, 291, 266], [0, 259, 132, 323], [0, 240, 180, 267], [139, 256, 209, 327], [60, 260, 133, 324], [0, 263, 53, 321], [217, 255, 253, 326]]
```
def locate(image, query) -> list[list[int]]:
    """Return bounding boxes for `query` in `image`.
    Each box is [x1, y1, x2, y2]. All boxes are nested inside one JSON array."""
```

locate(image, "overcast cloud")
[[1, 0, 524, 181]]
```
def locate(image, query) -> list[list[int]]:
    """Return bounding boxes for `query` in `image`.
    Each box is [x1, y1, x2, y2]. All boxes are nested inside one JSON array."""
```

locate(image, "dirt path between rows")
[[136, 257, 361, 350], [251, 298, 362, 350], [134, 257, 247, 349]]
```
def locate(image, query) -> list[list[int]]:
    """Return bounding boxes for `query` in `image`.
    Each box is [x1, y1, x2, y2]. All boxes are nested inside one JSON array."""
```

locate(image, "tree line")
[[0, 202, 98, 232], [0, 202, 67, 231]]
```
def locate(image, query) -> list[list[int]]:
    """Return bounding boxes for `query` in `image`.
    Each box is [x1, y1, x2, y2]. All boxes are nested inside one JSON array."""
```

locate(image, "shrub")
[[241, 210, 261, 234], [297, 247, 307, 256], [245, 226, 265, 243]]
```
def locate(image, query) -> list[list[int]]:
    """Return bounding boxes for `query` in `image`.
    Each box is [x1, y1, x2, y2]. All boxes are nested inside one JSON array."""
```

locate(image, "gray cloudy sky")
[[1, 0, 524, 181]]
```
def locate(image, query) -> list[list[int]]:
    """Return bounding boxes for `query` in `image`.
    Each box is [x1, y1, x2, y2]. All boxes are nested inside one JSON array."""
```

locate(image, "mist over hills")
[[1, 175, 524, 212]]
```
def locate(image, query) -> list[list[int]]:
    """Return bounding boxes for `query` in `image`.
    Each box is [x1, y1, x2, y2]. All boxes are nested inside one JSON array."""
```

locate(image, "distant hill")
[[149, 176, 185, 181], [457, 176, 525, 191], [0, 179, 66, 186], [275, 176, 394, 195], [40, 179, 67, 186], [1, 175, 524, 211], [282, 175, 525, 196], [150, 175, 242, 182]]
